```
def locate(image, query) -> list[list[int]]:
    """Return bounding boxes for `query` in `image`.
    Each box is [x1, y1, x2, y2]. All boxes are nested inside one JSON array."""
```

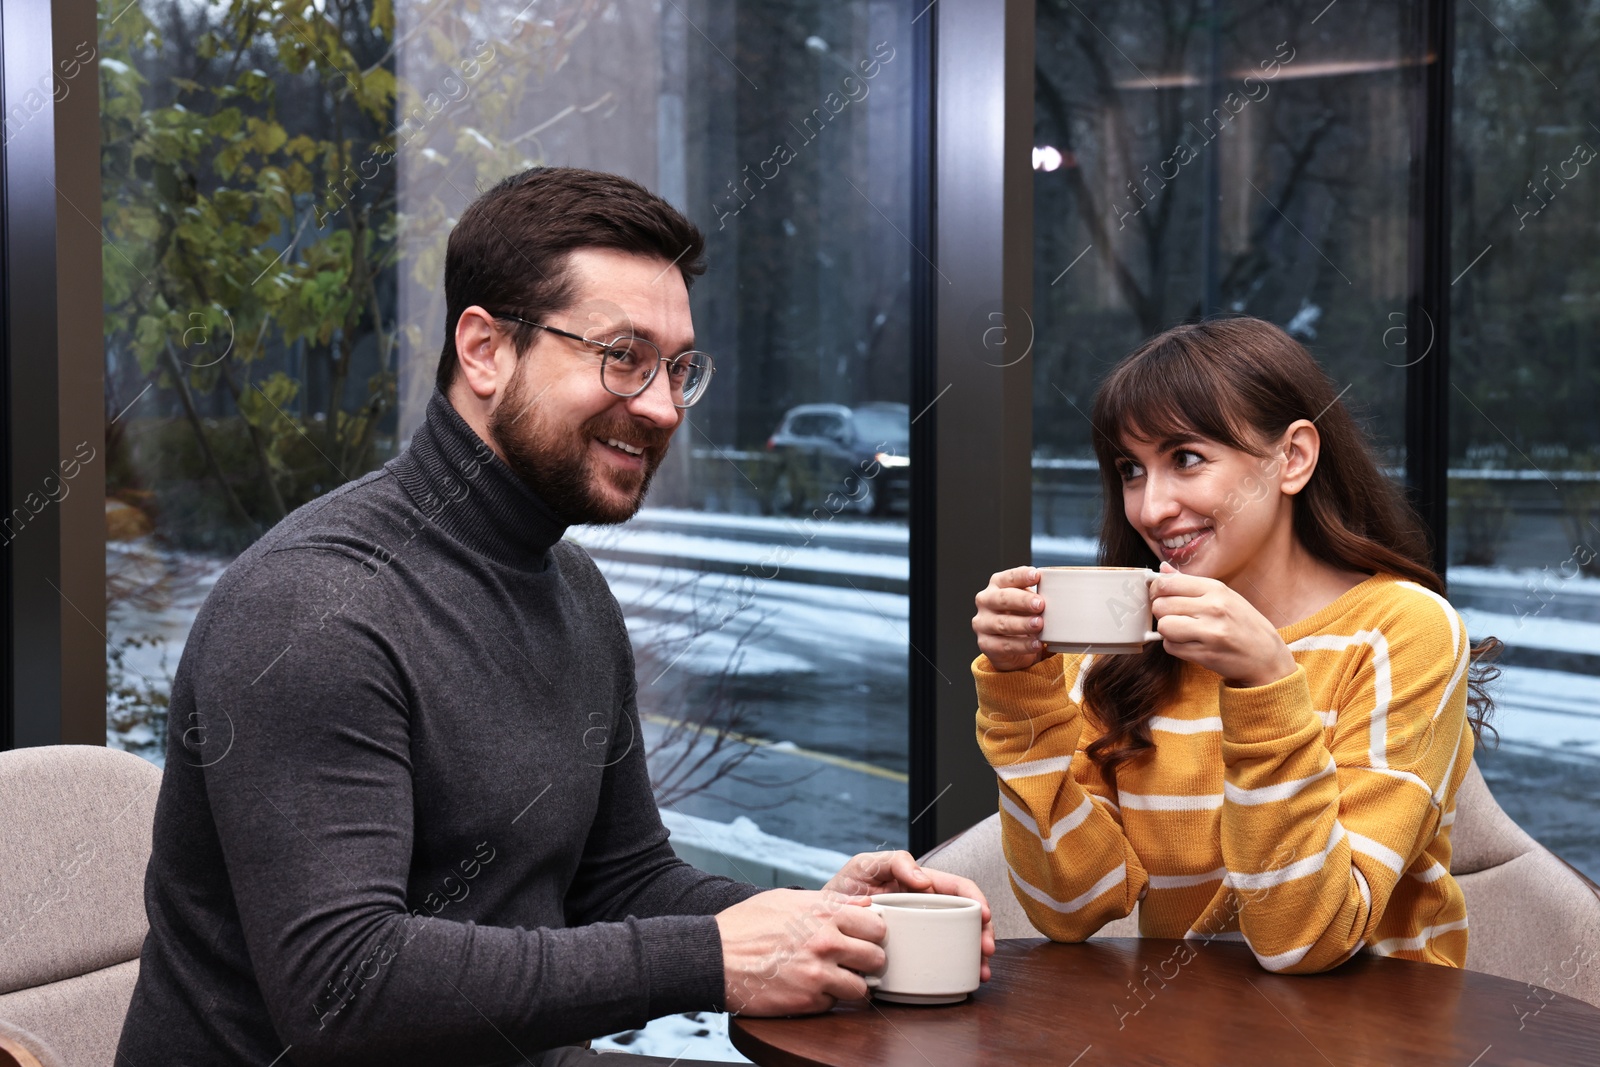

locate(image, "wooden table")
[[730, 938, 1600, 1066]]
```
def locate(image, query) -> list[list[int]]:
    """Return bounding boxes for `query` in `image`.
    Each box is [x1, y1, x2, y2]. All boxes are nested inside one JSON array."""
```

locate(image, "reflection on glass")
[[1449, 0, 1600, 877]]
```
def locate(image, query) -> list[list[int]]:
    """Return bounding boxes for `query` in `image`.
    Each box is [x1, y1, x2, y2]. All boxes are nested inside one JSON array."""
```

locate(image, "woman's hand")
[[1150, 563, 1297, 688], [973, 566, 1049, 672]]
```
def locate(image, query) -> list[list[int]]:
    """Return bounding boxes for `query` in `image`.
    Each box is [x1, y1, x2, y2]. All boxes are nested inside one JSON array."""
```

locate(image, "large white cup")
[[863, 893, 983, 1005], [1037, 566, 1161, 655]]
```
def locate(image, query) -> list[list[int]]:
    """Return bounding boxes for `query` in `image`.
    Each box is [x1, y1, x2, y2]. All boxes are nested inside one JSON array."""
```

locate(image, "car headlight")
[[874, 452, 911, 468]]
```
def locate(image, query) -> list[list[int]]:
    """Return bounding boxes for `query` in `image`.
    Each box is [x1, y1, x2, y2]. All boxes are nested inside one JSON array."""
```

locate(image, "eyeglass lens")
[[600, 339, 711, 405]]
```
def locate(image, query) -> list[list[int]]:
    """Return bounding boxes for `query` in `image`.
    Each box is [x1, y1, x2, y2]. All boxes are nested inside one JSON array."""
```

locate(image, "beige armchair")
[[919, 760, 1600, 1005], [0, 746, 162, 1067], [1450, 760, 1600, 1005]]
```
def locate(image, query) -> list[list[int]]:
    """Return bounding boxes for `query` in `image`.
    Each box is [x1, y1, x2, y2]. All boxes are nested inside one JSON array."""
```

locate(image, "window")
[[1449, 0, 1600, 878], [1029, 0, 1600, 882], [102, 0, 916, 884], [1031, 1, 1419, 555]]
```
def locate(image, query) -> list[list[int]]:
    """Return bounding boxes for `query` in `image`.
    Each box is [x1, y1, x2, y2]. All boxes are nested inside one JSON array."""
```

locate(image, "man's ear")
[[1278, 419, 1321, 496], [454, 306, 505, 400]]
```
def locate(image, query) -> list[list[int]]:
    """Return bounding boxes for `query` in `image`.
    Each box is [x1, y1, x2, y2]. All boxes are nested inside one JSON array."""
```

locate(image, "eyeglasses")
[[492, 313, 715, 409]]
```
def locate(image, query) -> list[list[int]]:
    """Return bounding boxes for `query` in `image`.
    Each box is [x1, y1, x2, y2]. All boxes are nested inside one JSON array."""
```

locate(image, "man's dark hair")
[[437, 166, 707, 392]]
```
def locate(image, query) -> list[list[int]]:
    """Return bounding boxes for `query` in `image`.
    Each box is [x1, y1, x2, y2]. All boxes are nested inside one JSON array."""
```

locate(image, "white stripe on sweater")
[[1009, 862, 1126, 914], [1348, 829, 1407, 874], [1433, 640, 1470, 726], [1395, 582, 1461, 659], [1149, 866, 1227, 890], [1068, 654, 1095, 704], [998, 791, 1092, 852], [1150, 715, 1223, 734], [1433, 721, 1470, 807], [1224, 761, 1334, 805], [1359, 765, 1435, 797], [1226, 821, 1346, 891], [1250, 939, 1315, 972], [1120, 792, 1224, 811], [1410, 859, 1448, 883], [994, 754, 1074, 781], [1369, 918, 1469, 956], [1239, 872, 1370, 977], [1286, 629, 1392, 768]]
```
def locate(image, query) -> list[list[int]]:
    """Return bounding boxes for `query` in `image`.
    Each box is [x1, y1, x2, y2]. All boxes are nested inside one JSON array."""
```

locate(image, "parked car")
[[763, 402, 911, 517]]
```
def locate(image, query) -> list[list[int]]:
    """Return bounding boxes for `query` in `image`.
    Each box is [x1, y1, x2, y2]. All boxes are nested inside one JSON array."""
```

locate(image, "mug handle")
[[1142, 571, 1162, 645]]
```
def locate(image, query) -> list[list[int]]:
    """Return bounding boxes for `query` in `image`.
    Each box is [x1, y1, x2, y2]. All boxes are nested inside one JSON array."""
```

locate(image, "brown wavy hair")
[[1080, 317, 1498, 787]]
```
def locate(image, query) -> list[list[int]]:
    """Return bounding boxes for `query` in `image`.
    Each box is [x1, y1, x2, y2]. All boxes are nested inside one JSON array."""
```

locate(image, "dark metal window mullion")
[[908, 0, 939, 856], [1407, 0, 1455, 582], [0, 0, 65, 749]]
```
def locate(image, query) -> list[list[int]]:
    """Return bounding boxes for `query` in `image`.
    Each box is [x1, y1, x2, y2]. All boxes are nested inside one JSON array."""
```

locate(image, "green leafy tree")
[[102, 0, 400, 547]]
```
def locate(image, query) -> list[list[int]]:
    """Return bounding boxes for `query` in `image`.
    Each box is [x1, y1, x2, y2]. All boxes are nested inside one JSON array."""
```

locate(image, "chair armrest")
[[0, 1035, 47, 1067]]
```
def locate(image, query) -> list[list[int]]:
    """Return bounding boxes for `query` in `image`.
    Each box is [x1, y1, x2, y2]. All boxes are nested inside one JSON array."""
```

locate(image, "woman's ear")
[[1278, 419, 1321, 496]]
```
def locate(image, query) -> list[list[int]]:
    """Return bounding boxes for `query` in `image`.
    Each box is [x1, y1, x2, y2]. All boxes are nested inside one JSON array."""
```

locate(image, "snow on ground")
[[594, 1010, 750, 1061], [1449, 564, 1600, 595], [105, 540, 232, 765], [635, 506, 911, 545], [598, 557, 907, 681], [661, 809, 851, 886], [1030, 533, 1102, 560], [1488, 665, 1600, 759], [569, 526, 910, 581], [1460, 607, 1600, 656]]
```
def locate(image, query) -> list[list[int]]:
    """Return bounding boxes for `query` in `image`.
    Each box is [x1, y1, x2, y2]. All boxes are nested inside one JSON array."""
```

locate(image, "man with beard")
[[116, 167, 992, 1067]]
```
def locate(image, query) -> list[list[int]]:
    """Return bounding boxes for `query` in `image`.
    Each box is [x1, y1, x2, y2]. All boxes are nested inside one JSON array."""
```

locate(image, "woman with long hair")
[[972, 317, 1497, 975]]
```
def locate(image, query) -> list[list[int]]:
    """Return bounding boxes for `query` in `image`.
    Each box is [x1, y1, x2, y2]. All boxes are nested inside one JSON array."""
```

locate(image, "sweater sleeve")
[[973, 653, 1147, 941], [1218, 594, 1474, 973], [191, 551, 733, 1067]]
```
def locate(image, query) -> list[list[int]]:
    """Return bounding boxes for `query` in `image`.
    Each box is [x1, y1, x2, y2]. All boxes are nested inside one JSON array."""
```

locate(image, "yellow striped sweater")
[[974, 573, 1474, 973]]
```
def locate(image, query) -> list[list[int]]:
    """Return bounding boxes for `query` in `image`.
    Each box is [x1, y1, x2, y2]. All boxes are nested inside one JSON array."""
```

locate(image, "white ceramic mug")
[[863, 893, 983, 1005], [1037, 566, 1161, 655]]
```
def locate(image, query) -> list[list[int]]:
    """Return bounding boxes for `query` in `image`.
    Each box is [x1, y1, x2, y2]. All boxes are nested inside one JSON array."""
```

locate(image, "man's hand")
[[1150, 563, 1296, 689], [823, 851, 996, 981], [716, 889, 885, 1016]]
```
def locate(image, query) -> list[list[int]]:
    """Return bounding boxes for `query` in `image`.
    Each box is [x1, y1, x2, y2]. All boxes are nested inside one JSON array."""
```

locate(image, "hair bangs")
[[1090, 335, 1263, 475]]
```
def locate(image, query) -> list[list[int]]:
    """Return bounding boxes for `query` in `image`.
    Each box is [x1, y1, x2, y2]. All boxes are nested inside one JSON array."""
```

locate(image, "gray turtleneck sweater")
[[116, 392, 759, 1067]]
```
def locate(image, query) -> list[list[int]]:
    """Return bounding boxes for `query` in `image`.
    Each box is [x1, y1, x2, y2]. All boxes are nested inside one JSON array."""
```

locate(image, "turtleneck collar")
[[389, 390, 568, 567]]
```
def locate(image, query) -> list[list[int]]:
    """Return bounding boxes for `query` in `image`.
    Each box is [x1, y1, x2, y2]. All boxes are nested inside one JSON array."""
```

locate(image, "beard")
[[488, 369, 671, 526]]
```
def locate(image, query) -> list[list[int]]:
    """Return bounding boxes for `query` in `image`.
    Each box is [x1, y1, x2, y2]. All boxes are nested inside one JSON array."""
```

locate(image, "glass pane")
[[104, 0, 912, 879], [1450, 0, 1600, 879], [102, 0, 403, 760], [452, 0, 918, 866], [1031, 1, 1419, 559]]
